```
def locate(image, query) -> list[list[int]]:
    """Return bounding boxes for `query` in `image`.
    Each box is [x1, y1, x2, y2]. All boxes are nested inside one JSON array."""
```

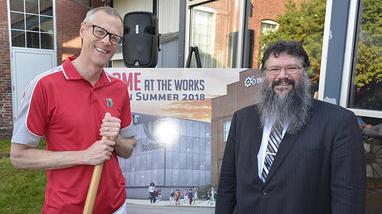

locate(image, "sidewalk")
[[126, 199, 216, 208]]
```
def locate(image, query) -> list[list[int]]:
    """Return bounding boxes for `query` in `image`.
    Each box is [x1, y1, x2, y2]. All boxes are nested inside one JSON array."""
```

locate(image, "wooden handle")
[[83, 136, 107, 214]]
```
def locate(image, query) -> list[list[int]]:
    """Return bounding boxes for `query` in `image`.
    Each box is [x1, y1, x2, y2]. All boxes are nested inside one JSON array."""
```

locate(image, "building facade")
[[0, 0, 301, 138], [210, 0, 382, 188], [247, 0, 305, 67], [0, 0, 105, 138], [119, 113, 211, 198], [211, 69, 263, 185], [2, 0, 379, 196]]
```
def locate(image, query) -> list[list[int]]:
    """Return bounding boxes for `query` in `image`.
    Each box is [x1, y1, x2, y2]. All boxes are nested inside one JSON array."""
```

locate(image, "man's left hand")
[[100, 112, 121, 140]]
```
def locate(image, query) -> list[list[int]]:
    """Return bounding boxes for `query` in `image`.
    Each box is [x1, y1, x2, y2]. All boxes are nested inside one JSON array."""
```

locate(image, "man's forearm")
[[10, 143, 86, 170], [114, 135, 136, 158]]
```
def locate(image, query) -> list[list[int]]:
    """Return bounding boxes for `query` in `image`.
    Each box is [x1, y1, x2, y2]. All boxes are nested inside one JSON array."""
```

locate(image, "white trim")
[[60, 65, 69, 79], [349, 109, 382, 119], [184, 1, 191, 67], [7, 0, 19, 122], [261, 19, 278, 25], [24, 67, 60, 138], [339, 0, 359, 107], [53, 0, 57, 63], [192, 5, 215, 13], [317, 0, 333, 100], [105, 72, 112, 82], [188, 0, 211, 7], [23, 0, 26, 46], [236, 0, 245, 68], [112, 52, 123, 61]]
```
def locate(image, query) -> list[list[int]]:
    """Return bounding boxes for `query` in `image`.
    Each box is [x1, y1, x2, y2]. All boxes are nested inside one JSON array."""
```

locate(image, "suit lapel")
[[263, 132, 299, 184], [250, 106, 264, 184], [263, 101, 316, 185]]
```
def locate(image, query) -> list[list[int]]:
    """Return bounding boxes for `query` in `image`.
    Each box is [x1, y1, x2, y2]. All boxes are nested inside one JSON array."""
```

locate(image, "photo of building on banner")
[[104, 68, 263, 198]]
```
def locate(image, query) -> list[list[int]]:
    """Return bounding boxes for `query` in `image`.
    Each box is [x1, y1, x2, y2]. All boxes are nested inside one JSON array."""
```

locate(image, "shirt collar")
[[61, 56, 112, 86]]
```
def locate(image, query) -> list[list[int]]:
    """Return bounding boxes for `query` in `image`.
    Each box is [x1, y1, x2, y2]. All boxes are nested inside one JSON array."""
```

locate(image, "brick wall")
[[0, 2, 12, 139], [56, 0, 103, 64], [248, 0, 305, 68], [0, 0, 104, 139]]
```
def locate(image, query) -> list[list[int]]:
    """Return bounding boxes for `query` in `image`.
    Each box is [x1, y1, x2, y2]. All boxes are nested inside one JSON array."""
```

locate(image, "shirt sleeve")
[[119, 84, 134, 138], [11, 78, 48, 147]]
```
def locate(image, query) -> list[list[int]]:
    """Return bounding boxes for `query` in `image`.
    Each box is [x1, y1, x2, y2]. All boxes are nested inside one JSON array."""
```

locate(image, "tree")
[[351, 0, 382, 110], [260, 0, 382, 109], [260, 0, 326, 88]]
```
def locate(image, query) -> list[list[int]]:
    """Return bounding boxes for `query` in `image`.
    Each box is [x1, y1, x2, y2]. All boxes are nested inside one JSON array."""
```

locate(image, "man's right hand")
[[83, 139, 116, 165]]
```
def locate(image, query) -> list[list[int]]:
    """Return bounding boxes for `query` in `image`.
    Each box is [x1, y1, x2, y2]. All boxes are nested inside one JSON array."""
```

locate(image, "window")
[[10, 0, 54, 49], [223, 120, 231, 142], [261, 20, 278, 35], [258, 20, 279, 66], [190, 7, 215, 67], [348, 0, 381, 111], [189, 0, 242, 68]]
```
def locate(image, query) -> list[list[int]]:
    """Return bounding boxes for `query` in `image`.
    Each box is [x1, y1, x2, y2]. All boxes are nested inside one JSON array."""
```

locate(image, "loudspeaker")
[[123, 12, 159, 67]]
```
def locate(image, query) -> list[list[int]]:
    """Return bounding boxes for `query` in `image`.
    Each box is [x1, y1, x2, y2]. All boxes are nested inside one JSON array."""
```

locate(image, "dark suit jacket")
[[216, 99, 365, 214]]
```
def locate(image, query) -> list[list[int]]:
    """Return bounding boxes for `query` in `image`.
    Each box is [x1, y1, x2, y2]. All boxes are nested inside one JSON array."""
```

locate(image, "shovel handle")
[[83, 136, 107, 214]]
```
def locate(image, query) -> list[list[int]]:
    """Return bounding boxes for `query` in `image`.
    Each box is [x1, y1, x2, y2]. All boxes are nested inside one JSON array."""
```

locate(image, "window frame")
[[339, 0, 382, 118], [260, 19, 279, 35], [185, 0, 246, 68], [223, 119, 231, 143], [8, 0, 55, 50]]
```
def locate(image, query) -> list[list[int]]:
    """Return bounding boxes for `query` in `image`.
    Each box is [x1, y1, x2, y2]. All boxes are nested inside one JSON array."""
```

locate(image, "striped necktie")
[[261, 123, 283, 182]]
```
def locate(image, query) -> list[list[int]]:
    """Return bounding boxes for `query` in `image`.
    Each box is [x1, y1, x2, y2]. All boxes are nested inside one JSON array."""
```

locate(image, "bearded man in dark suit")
[[216, 40, 365, 214]]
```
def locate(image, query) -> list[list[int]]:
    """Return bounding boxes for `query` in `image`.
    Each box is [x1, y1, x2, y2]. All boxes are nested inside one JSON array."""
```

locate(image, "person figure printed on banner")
[[188, 188, 194, 205], [183, 189, 189, 203], [148, 182, 156, 203], [169, 189, 175, 203], [156, 187, 162, 201], [175, 189, 181, 206], [10, 6, 137, 214], [194, 187, 198, 201], [209, 186, 216, 205], [207, 188, 211, 204], [215, 40, 365, 214]]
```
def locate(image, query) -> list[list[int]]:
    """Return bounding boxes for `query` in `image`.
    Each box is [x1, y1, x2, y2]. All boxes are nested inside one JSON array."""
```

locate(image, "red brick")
[[0, 0, 103, 138], [248, 0, 306, 67]]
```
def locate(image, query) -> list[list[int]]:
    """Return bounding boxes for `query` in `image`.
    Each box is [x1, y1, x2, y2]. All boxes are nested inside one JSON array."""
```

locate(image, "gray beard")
[[258, 74, 312, 134]]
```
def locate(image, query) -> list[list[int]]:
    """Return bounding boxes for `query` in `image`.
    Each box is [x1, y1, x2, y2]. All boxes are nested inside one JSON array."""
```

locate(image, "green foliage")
[[0, 140, 45, 214], [0, 140, 11, 154], [353, 0, 382, 103], [260, 0, 326, 85], [260, 0, 381, 109]]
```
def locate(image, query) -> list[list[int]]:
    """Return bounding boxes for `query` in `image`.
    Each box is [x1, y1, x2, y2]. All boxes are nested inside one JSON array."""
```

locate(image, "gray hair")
[[83, 6, 123, 23], [258, 72, 312, 134]]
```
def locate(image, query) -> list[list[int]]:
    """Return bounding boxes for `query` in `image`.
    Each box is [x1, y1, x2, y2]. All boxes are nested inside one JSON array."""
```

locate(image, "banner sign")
[[105, 68, 243, 122]]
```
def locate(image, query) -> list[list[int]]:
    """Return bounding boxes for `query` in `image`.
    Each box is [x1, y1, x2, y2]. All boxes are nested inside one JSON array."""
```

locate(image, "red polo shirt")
[[12, 57, 132, 213]]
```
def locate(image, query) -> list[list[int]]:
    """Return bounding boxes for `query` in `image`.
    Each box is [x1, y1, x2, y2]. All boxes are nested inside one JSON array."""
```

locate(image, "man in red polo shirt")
[[10, 6, 135, 214]]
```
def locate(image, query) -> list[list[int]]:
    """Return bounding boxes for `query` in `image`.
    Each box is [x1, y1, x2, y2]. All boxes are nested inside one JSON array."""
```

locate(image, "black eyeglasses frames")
[[87, 24, 124, 46]]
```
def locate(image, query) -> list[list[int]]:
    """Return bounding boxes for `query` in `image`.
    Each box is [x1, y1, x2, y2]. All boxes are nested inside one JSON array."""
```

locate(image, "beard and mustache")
[[258, 73, 312, 134]]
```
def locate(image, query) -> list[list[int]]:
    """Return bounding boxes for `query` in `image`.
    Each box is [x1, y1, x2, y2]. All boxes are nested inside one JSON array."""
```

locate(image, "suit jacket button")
[[262, 190, 268, 195]]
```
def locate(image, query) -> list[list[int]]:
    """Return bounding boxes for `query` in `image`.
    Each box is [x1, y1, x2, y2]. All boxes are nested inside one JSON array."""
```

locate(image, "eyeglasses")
[[264, 65, 304, 75], [87, 24, 123, 46]]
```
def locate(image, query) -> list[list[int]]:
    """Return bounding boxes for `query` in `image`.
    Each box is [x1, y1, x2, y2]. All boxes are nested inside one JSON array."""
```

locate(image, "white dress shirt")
[[257, 119, 288, 178]]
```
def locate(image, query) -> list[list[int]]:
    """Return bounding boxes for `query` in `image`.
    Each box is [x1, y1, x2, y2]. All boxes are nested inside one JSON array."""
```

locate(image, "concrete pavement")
[[126, 198, 216, 208]]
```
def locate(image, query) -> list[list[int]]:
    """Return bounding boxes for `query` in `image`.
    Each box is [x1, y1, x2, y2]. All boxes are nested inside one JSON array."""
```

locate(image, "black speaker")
[[123, 12, 159, 67]]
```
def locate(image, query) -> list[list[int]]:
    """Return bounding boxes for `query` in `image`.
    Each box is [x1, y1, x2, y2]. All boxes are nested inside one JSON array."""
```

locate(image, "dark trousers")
[[149, 192, 156, 203]]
